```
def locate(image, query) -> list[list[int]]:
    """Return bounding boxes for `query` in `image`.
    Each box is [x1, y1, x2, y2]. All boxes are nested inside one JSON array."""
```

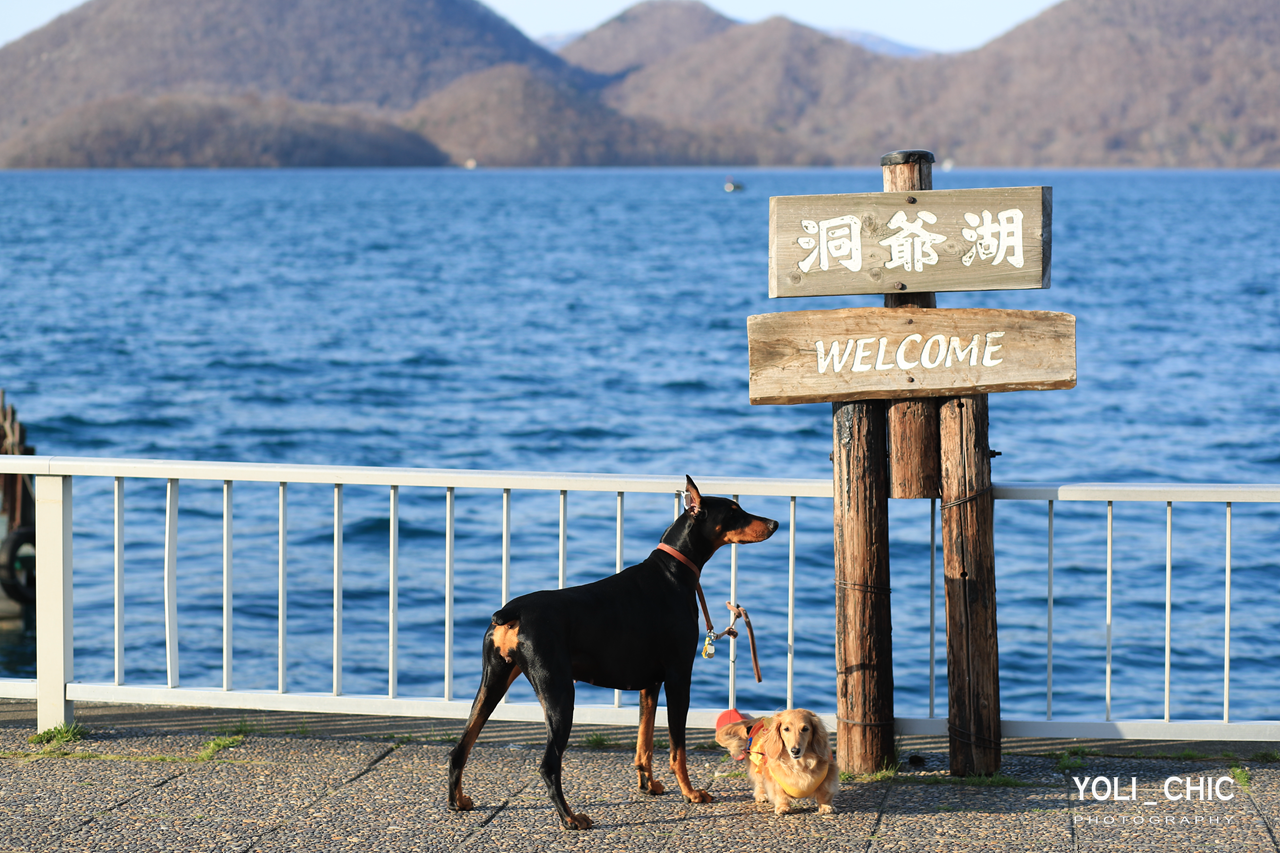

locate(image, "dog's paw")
[[754, 792, 770, 804], [685, 788, 714, 804], [563, 812, 593, 830], [449, 793, 474, 812], [818, 803, 836, 815], [773, 802, 793, 816]]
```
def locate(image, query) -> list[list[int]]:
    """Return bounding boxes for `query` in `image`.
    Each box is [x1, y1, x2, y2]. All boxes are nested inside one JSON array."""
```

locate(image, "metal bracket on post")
[[35, 475, 73, 731]]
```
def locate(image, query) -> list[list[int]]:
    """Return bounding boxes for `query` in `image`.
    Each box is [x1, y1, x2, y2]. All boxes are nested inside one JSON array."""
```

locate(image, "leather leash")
[[657, 543, 763, 683]]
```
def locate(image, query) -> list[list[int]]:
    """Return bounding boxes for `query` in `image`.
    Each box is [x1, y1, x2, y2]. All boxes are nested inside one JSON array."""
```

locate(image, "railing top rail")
[[0, 456, 832, 497], [2, 458, 1277, 503], [996, 482, 1280, 503]]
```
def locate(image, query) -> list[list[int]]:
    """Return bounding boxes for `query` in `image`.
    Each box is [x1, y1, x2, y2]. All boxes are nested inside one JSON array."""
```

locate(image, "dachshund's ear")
[[684, 476, 704, 518], [805, 711, 831, 759], [760, 718, 785, 761]]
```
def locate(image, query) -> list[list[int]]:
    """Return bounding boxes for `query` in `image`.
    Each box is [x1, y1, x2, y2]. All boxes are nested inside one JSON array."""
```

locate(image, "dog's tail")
[[491, 606, 519, 626]]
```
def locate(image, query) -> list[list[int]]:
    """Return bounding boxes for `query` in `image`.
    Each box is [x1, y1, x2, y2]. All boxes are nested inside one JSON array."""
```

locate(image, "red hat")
[[716, 708, 746, 730]]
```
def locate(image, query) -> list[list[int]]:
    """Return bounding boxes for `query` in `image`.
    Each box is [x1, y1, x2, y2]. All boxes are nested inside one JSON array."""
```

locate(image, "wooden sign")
[[769, 187, 1051, 298], [748, 307, 1075, 405]]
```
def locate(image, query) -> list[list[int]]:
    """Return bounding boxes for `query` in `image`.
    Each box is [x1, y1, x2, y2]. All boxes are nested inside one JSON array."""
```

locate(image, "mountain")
[[826, 29, 930, 58], [0, 0, 571, 149], [2, 0, 1277, 168], [599, 0, 1280, 167], [558, 0, 736, 76], [401, 63, 763, 166], [0, 94, 448, 168], [602, 17, 883, 161]]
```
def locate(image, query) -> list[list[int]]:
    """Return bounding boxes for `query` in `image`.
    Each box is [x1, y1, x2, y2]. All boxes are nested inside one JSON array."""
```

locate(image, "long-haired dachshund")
[[448, 476, 778, 830], [716, 709, 838, 815]]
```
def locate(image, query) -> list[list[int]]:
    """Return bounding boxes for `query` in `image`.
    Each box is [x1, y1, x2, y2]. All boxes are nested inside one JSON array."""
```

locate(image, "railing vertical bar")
[[786, 495, 796, 710], [278, 482, 287, 694], [1105, 500, 1113, 722], [929, 497, 936, 719], [222, 480, 232, 692], [729, 496, 739, 711], [616, 491, 624, 709], [1224, 501, 1232, 723], [500, 487, 509, 705], [389, 485, 399, 699], [674, 491, 681, 521], [35, 475, 74, 731], [445, 486, 455, 702], [114, 477, 124, 686], [558, 490, 568, 589], [1165, 500, 1173, 723], [1047, 499, 1054, 721], [502, 489, 513, 608], [333, 483, 343, 697], [164, 478, 179, 689]]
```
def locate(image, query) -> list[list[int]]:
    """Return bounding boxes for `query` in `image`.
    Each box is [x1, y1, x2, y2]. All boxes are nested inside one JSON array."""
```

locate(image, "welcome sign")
[[747, 306, 1076, 405]]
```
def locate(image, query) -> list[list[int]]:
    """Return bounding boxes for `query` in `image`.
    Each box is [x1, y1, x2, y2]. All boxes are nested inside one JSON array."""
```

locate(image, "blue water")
[[1, 168, 1279, 722]]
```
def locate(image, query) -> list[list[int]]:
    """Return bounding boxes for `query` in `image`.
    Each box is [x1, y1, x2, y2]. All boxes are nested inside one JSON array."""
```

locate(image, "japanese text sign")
[[769, 187, 1051, 298], [747, 307, 1075, 405]]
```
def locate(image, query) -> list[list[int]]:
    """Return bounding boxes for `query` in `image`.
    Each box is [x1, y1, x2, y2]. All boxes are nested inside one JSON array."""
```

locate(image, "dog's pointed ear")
[[684, 476, 704, 518]]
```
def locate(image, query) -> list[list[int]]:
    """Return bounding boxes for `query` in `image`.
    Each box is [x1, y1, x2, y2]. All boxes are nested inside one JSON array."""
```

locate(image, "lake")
[[1, 167, 1278, 721]]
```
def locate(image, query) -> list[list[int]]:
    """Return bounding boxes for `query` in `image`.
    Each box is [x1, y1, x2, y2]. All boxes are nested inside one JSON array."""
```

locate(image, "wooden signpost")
[[748, 151, 1075, 777]]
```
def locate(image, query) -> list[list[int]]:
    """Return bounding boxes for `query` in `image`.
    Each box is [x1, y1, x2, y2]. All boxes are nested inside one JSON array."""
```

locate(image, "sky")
[[1, 0, 1064, 53]]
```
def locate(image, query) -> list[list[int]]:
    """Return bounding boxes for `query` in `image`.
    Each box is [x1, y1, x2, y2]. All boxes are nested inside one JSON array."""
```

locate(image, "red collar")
[[656, 543, 702, 576]]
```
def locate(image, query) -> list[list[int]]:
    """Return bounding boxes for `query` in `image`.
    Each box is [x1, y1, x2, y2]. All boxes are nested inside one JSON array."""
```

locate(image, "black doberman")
[[447, 476, 778, 830]]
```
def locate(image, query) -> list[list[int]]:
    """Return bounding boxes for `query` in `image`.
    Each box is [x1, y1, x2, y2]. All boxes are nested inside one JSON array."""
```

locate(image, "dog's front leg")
[[634, 685, 665, 795], [664, 679, 713, 803]]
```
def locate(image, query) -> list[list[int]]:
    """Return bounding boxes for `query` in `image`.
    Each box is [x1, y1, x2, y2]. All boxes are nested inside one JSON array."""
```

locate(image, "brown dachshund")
[[716, 709, 838, 815]]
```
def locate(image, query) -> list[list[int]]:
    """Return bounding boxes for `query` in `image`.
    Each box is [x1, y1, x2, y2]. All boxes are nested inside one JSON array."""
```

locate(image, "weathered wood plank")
[[881, 150, 942, 500], [940, 394, 1001, 776], [769, 187, 1051, 297], [832, 400, 894, 775], [748, 307, 1075, 405]]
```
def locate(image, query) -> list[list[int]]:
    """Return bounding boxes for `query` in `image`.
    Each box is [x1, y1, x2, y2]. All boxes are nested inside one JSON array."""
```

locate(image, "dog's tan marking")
[[670, 745, 713, 803], [450, 664, 523, 811], [724, 518, 777, 544], [634, 687, 665, 795], [491, 620, 520, 663]]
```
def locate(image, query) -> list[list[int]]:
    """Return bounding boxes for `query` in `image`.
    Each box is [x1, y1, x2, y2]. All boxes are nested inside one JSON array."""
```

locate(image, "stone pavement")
[[0, 701, 1278, 851]]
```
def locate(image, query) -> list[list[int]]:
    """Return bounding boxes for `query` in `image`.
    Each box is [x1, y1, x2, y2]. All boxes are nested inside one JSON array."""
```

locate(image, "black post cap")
[[880, 150, 936, 166]]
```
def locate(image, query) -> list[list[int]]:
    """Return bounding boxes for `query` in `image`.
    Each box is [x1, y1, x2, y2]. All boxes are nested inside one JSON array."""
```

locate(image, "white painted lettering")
[[1215, 777, 1235, 801], [982, 331, 1005, 366], [1072, 777, 1088, 800], [1185, 777, 1204, 800], [1091, 777, 1112, 801], [946, 334, 980, 367], [895, 334, 922, 369], [851, 337, 877, 372], [921, 334, 947, 369], [875, 338, 895, 371], [815, 340, 854, 374], [1164, 777, 1182, 801]]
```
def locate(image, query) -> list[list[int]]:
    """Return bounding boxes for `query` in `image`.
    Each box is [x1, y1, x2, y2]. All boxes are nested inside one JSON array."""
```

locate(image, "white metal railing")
[[2, 456, 1279, 742]]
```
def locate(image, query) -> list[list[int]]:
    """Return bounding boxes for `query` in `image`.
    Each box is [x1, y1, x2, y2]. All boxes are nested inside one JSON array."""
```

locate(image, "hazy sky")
[[2, 0, 1064, 53]]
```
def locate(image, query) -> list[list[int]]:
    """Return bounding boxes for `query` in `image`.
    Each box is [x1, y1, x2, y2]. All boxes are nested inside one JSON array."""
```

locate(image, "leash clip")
[[702, 631, 716, 659]]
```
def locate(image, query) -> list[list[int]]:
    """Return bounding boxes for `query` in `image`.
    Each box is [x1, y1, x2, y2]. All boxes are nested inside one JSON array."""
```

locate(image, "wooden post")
[[881, 150, 941, 499], [939, 394, 1000, 776], [832, 400, 893, 773]]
